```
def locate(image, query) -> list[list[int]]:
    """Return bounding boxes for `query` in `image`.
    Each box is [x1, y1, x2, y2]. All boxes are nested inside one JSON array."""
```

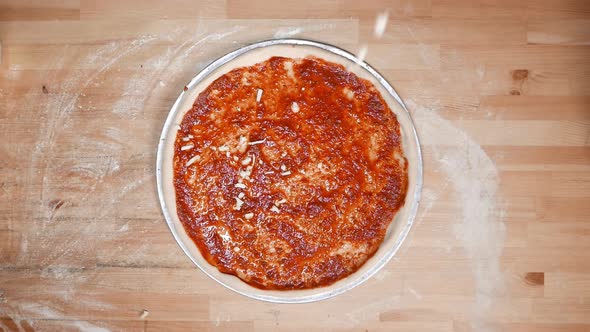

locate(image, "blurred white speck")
[[356, 44, 368, 63], [374, 11, 389, 38], [476, 66, 485, 80], [139, 309, 149, 319], [407, 287, 423, 300]]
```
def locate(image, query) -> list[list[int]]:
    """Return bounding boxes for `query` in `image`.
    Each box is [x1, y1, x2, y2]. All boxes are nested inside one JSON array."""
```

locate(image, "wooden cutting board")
[[1, 1, 589, 331]]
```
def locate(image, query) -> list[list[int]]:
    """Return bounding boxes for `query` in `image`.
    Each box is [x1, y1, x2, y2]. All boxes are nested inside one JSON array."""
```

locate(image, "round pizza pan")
[[156, 39, 423, 303]]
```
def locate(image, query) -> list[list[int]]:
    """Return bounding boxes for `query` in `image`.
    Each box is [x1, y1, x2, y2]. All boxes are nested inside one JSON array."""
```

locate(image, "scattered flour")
[[6, 17, 505, 331], [389, 21, 506, 329], [274, 22, 340, 39], [70, 321, 111, 332], [214, 311, 232, 327], [274, 27, 304, 38], [406, 286, 423, 300], [10, 26, 246, 328], [409, 99, 506, 330], [341, 296, 401, 327]]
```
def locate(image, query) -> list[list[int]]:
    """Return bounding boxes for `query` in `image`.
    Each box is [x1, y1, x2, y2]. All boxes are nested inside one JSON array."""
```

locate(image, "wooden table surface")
[[1, 1, 589, 331]]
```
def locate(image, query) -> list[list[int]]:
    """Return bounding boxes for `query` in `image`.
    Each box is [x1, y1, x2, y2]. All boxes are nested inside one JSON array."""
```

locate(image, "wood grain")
[[1, 1, 589, 331]]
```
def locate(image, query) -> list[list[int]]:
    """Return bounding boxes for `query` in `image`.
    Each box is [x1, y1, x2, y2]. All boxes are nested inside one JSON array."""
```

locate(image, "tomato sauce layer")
[[174, 56, 408, 290]]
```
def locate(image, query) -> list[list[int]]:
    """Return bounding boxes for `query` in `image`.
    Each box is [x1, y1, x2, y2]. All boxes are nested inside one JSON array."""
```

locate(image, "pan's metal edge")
[[156, 38, 423, 304]]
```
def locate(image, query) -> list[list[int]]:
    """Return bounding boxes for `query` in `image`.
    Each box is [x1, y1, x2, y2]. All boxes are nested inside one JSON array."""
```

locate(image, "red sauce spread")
[[173, 56, 408, 290]]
